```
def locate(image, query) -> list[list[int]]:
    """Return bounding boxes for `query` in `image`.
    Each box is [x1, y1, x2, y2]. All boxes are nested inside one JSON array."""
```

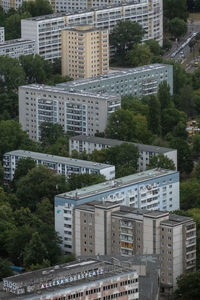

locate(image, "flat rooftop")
[[161, 214, 194, 227], [77, 201, 169, 220], [1, 258, 137, 299], [19, 84, 120, 100], [0, 39, 34, 47], [5, 150, 114, 170], [57, 64, 171, 89], [63, 25, 107, 33], [22, 1, 145, 22], [69, 135, 175, 154], [57, 168, 178, 200]]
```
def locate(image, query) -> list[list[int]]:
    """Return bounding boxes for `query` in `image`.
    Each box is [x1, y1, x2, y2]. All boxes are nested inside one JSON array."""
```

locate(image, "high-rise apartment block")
[[0, 39, 35, 59], [69, 135, 177, 170], [55, 168, 179, 253], [61, 25, 109, 79], [19, 84, 120, 140], [21, 0, 163, 61], [3, 150, 115, 183], [58, 64, 173, 97], [74, 201, 196, 294], [0, 27, 5, 43]]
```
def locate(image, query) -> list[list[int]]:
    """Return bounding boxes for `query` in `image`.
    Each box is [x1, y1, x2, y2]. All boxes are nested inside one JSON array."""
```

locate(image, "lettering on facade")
[[40, 268, 104, 290]]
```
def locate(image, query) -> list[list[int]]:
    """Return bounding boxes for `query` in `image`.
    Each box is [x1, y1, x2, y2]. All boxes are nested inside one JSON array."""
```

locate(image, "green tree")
[[169, 17, 187, 38], [110, 20, 144, 57], [180, 178, 200, 209], [23, 232, 48, 268], [0, 258, 13, 280], [0, 120, 36, 160], [68, 173, 105, 190], [192, 134, 200, 157], [147, 95, 161, 135], [20, 0, 53, 17], [19, 54, 52, 84], [106, 143, 139, 169], [161, 108, 186, 136], [16, 165, 67, 210], [127, 44, 152, 67], [44, 136, 69, 157], [0, 163, 4, 186], [0, 56, 25, 92], [174, 270, 200, 299], [5, 12, 31, 40], [176, 85, 196, 117], [170, 138, 193, 174], [164, 0, 188, 21], [195, 161, 200, 180], [40, 122, 64, 145], [162, 38, 172, 51], [13, 157, 36, 185], [158, 81, 172, 110], [145, 39, 162, 56], [0, 92, 18, 119], [122, 95, 149, 117], [105, 109, 136, 141], [148, 154, 176, 170]]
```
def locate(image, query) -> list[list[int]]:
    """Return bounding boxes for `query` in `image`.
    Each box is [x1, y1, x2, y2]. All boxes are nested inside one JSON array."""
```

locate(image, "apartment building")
[[21, 0, 163, 61], [1, 258, 139, 300], [55, 0, 134, 13], [61, 25, 109, 79], [0, 39, 35, 58], [69, 135, 177, 170], [58, 64, 173, 97], [19, 84, 121, 140], [74, 201, 196, 294], [3, 150, 115, 183], [0, 27, 5, 43], [55, 168, 179, 253]]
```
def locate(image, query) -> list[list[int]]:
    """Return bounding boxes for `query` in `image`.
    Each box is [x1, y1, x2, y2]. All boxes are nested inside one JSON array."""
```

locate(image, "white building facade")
[[3, 150, 115, 183], [19, 84, 121, 141], [0, 39, 35, 58], [0, 27, 5, 43], [69, 135, 177, 171], [55, 169, 180, 253], [55, 0, 134, 13], [21, 0, 163, 61]]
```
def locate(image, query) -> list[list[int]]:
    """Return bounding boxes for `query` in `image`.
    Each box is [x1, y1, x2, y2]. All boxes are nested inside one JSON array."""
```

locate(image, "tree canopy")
[[110, 20, 144, 59]]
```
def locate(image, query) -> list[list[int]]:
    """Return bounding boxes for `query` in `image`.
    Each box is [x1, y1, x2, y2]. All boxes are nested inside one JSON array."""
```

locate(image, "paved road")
[[164, 22, 200, 64]]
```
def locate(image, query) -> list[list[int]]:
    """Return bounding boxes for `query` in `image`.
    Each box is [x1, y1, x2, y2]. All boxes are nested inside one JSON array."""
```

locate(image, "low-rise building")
[[74, 201, 196, 294], [55, 168, 179, 253], [3, 150, 115, 183], [61, 25, 109, 79], [1, 258, 139, 299], [58, 64, 173, 97], [19, 84, 121, 141], [0, 39, 35, 58], [0, 27, 5, 43], [69, 135, 177, 170]]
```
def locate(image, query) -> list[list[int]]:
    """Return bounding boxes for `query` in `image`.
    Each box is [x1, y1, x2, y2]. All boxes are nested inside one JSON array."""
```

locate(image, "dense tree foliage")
[[174, 270, 200, 299], [147, 154, 176, 171], [110, 20, 144, 59]]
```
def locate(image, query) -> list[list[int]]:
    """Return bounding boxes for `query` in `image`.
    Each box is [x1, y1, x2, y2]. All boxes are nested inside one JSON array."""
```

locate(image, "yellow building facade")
[[61, 25, 109, 79]]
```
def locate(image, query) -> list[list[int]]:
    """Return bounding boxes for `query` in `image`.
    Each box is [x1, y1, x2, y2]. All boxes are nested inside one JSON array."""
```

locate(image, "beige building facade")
[[61, 25, 109, 79], [74, 201, 196, 294]]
